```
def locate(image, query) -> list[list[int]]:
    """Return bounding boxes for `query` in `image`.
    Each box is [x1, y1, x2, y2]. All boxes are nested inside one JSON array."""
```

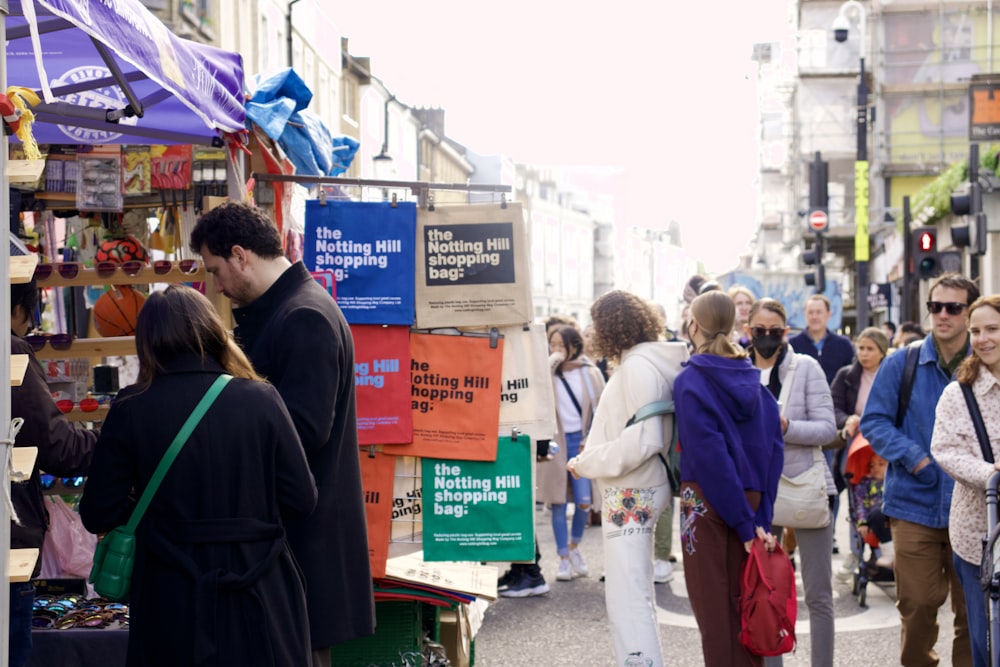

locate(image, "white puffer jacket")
[[570, 341, 689, 492]]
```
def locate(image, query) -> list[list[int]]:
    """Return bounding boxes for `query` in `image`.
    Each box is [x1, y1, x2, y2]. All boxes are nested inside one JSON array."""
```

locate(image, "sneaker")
[[875, 542, 894, 569], [569, 548, 589, 577], [499, 572, 550, 598], [653, 559, 675, 584], [557, 558, 573, 581], [836, 553, 860, 582], [498, 569, 517, 591]]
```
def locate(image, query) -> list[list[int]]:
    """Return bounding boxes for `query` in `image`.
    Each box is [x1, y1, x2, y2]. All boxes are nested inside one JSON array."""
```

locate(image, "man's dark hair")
[[10, 278, 37, 319], [189, 202, 284, 260], [927, 273, 980, 305], [883, 321, 897, 337]]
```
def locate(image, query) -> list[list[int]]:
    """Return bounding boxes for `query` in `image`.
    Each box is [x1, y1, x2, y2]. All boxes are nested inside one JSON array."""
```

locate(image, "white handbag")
[[771, 355, 832, 530]]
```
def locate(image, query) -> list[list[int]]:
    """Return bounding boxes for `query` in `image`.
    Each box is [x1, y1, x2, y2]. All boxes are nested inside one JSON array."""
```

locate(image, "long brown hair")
[[690, 291, 748, 359], [134, 285, 262, 389], [957, 295, 1000, 385]]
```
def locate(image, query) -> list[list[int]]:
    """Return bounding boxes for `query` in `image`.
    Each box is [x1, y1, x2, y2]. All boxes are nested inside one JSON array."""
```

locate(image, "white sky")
[[330, 1, 792, 274]]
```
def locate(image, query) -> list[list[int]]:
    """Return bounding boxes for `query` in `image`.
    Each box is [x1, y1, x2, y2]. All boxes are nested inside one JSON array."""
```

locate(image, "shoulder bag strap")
[[896, 341, 921, 429], [124, 374, 232, 533], [556, 371, 584, 417], [627, 400, 674, 427], [776, 354, 799, 417], [960, 382, 994, 464]]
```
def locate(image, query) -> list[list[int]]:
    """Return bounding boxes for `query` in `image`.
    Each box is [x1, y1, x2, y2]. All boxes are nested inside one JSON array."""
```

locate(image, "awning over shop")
[[246, 68, 359, 177], [5, 0, 245, 146]]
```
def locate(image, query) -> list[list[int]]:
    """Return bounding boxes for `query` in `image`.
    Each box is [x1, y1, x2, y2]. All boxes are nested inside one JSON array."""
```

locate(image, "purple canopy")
[[5, 0, 245, 145]]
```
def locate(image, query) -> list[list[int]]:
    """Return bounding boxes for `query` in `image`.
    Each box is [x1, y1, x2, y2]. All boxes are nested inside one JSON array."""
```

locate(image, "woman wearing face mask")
[[830, 327, 890, 579], [746, 298, 837, 667]]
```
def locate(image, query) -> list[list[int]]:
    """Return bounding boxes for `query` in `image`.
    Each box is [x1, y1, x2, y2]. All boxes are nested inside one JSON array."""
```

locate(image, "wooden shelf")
[[33, 336, 135, 360], [35, 263, 205, 288], [10, 255, 37, 284], [11, 447, 38, 482], [9, 159, 45, 185], [64, 404, 110, 423], [8, 548, 38, 583], [10, 354, 28, 386]]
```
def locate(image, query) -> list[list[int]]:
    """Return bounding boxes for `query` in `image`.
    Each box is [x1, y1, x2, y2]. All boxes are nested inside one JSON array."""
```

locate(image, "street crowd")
[[501, 272, 1000, 667]]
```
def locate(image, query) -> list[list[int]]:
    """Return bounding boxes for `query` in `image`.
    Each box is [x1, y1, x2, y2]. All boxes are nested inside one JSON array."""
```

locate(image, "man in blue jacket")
[[861, 273, 979, 667], [789, 294, 855, 385]]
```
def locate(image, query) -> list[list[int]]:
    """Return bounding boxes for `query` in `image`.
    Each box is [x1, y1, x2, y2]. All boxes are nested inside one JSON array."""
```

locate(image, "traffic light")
[[911, 227, 940, 279], [803, 240, 825, 293], [809, 152, 829, 212]]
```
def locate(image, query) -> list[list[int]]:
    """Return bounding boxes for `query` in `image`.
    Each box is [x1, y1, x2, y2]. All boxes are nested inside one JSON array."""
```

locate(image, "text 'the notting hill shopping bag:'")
[[382, 332, 503, 461], [351, 324, 412, 445], [359, 450, 395, 578], [422, 434, 535, 562], [414, 202, 531, 328], [304, 200, 416, 325]]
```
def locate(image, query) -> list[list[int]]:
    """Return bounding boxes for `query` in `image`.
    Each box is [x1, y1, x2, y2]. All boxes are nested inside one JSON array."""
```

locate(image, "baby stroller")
[[985, 471, 1000, 666], [842, 434, 894, 608]]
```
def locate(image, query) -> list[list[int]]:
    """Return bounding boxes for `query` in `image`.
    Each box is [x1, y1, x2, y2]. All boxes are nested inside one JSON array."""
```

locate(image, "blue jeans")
[[551, 431, 591, 556], [955, 554, 989, 667], [9, 582, 34, 667]]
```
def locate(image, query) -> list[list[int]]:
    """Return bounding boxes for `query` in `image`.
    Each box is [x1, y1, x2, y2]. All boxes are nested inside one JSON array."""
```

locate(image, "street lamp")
[[833, 0, 871, 329]]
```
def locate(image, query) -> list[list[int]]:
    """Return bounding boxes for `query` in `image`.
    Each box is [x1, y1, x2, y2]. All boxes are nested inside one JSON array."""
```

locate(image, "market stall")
[[1, 0, 246, 662]]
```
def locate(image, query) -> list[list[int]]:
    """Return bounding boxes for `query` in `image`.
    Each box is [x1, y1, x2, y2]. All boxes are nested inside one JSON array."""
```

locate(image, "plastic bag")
[[41, 495, 97, 579]]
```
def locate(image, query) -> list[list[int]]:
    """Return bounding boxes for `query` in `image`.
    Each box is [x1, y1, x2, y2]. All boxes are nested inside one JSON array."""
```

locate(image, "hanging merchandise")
[[421, 434, 535, 562], [76, 149, 123, 212], [493, 323, 558, 441], [382, 332, 503, 462], [414, 202, 532, 328], [359, 450, 396, 578], [304, 200, 417, 325], [351, 325, 413, 445]]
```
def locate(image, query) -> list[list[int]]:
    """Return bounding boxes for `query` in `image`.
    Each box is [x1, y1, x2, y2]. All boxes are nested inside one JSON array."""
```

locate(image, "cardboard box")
[[438, 606, 472, 667]]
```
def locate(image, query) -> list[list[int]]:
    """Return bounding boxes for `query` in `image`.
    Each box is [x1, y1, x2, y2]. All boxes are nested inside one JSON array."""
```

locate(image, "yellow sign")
[[855, 160, 870, 261]]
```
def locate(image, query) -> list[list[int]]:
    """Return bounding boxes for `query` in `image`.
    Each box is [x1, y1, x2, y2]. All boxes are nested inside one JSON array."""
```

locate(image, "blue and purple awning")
[[5, 0, 245, 145]]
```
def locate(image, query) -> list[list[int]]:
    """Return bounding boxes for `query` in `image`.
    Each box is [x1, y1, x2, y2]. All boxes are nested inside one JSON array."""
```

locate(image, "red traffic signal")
[[918, 230, 935, 252], [911, 227, 940, 280]]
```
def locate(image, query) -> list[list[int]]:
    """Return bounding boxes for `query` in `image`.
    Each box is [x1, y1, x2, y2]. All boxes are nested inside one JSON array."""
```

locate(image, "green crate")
[[330, 601, 423, 667]]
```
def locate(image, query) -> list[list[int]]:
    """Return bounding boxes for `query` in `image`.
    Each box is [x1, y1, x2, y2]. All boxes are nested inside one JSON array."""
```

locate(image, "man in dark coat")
[[9, 277, 97, 667], [191, 202, 375, 665], [788, 294, 855, 385]]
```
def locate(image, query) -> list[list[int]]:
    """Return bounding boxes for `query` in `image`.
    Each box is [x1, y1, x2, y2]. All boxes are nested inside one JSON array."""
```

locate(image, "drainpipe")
[[287, 0, 303, 68]]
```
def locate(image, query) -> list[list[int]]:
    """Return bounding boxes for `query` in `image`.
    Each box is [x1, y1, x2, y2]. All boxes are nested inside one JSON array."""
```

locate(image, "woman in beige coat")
[[537, 324, 606, 582]]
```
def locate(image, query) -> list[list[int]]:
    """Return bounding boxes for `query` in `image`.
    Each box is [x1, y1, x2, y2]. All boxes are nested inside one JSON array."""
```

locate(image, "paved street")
[[475, 500, 963, 666]]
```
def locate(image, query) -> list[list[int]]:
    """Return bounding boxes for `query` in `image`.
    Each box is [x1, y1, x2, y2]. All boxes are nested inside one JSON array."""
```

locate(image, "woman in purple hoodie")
[[674, 290, 785, 667]]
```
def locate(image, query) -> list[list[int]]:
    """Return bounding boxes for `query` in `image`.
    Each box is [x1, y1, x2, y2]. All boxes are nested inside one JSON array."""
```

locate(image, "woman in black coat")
[[80, 285, 317, 667]]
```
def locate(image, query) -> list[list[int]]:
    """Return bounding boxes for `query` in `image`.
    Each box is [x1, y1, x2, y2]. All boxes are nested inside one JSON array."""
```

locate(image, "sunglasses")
[[33, 262, 82, 280], [749, 327, 785, 339], [56, 398, 100, 414], [24, 333, 74, 351], [152, 259, 199, 275], [95, 261, 146, 278], [926, 301, 968, 316], [39, 474, 86, 489]]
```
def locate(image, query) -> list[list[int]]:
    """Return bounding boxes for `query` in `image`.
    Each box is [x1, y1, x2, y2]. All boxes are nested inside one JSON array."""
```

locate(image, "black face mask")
[[752, 335, 783, 360]]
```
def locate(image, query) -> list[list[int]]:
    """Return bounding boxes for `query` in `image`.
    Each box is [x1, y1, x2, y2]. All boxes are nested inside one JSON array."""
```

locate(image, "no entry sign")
[[808, 210, 829, 232]]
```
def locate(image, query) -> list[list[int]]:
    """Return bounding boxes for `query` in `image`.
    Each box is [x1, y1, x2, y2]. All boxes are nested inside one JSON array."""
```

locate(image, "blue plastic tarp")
[[246, 68, 359, 177]]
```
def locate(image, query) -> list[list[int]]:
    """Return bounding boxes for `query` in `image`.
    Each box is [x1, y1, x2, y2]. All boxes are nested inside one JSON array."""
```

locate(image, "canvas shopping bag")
[[382, 332, 503, 461], [351, 324, 412, 445], [414, 202, 532, 328], [359, 449, 395, 578]]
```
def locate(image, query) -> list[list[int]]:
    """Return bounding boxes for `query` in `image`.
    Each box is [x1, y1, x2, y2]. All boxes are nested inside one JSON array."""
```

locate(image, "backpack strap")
[[627, 400, 680, 493], [960, 382, 994, 464], [626, 400, 674, 426], [895, 340, 921, 429]]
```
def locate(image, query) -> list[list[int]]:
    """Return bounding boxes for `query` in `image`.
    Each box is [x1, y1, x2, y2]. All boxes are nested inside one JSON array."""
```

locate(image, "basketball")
[[93, 286, 146, 336], [96, 235, 149, 264]]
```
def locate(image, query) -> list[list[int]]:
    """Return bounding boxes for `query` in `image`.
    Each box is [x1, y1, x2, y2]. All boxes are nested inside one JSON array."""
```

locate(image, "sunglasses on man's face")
[[749, 327, 785, 339], [926, 301, 968, 316]]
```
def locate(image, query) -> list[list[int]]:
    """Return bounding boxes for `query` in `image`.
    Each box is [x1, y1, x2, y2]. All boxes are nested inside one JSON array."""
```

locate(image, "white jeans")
[[601, 481, 670, 667]]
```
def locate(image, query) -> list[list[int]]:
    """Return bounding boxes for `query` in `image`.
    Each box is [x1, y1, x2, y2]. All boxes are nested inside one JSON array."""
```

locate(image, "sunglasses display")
[[94, 261, 145, 278], [39, 474, 86, 490], [24, 333, 75, 351], [749, 327, 785, 338], [926, 301, 968, 316], [153, 258, 199, 274], [33, 262, 82, 280], [56, 398, 100, 414], [32, 595, 128, 630]]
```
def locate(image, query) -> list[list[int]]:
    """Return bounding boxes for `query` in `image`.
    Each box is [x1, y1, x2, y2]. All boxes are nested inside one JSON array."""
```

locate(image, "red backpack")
[[738, 537, 797, 656]]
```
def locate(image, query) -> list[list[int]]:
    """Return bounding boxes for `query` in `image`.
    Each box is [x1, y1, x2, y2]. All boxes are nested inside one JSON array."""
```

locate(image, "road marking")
[[657, 571, 900, 633]]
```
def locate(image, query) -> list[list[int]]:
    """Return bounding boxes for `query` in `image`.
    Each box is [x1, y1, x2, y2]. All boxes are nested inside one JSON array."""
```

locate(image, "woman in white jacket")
[[568, 290, 689, 666], [747, 298, 837, 667]]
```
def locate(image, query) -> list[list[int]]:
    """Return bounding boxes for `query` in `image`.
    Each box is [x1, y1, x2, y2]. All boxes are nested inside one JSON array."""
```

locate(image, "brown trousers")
[[681, 482, 763, 667]]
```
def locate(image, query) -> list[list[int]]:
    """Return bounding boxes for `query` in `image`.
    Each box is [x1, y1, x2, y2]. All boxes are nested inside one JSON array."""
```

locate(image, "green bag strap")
[[626, 400, 674, 427], [123, 374, 232, 534]]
